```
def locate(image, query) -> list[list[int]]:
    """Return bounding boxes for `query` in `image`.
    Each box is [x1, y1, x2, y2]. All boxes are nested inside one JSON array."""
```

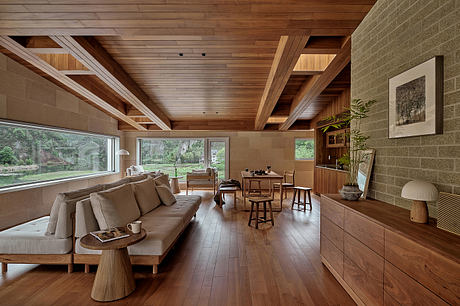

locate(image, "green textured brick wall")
[[351, 0, 460, 217]]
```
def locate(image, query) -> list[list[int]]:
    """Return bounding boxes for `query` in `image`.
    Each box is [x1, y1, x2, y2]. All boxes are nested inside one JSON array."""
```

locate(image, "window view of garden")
[[295, 138, 315, 160], [138, 138, 226, 180], [0, 122, 115, 188], [139, 138, 206, 179]]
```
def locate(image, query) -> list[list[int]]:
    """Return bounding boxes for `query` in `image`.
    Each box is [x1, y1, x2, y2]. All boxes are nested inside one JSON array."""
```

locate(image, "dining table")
[[241, 170, 284, 212]]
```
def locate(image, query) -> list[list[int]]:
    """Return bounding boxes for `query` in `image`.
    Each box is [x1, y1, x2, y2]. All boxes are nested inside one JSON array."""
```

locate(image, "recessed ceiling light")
[[202, 53, 206, 57], [179, 53, 183, 56], [216, 112, 218, 114], [202, 111, 206, 114]]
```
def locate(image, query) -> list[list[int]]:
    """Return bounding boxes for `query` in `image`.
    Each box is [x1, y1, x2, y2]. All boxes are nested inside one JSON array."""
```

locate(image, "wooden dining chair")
[[272, 170, 295, 202]]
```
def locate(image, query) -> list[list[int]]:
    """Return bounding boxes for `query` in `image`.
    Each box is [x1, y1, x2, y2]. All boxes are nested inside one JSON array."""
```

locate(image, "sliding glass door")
[[138, 137, 229, 181]]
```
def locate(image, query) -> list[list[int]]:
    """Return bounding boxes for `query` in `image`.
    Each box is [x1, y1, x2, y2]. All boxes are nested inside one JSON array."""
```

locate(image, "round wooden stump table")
[[80, 229, 146, 302], [170, 176, 183, 194]]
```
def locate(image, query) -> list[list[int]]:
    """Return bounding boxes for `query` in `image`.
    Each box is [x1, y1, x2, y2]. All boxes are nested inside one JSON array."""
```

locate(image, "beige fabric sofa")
[[0, 172, 200, 274], [74, 175, 201, 274]]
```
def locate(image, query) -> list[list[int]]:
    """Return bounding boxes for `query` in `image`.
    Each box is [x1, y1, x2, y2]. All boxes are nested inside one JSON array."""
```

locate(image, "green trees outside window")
[[295, 139, 315, 160], [0, 122, 116, 188]]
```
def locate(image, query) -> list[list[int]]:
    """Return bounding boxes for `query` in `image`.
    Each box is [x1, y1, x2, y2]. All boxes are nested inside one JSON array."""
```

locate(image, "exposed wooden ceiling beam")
[[279, 37, 351, 131], [50, 35, 172, 130], [254, 34, 310, 130], [0, 35, 146, 131], [301, 36, 345, 54]]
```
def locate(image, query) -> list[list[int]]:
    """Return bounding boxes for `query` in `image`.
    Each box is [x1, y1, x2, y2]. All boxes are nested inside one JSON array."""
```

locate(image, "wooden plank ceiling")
[[0, 1, 375, 131]]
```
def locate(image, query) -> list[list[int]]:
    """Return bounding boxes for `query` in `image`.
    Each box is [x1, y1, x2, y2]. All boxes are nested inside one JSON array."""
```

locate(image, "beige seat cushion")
[[155, 183, 177, 206], [46, 184, 104, 236], [75, 216, 184, 256], [90, 184, 141, 230], [0, 217, 72, 254], [151, 195, 201, 226], [131, 178, 161, 215]]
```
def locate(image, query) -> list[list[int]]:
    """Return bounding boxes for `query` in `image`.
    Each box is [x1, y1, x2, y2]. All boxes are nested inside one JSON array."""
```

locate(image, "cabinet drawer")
[[320, 196, 344, 228], [384, 261, 448, 305], [385, 230, 460, 304], [320, 234, 343, 277], [344, 233, 384, 283], [344, 209, 384, 256], [320, 216, 343, 251], [344, 256, 383, 305]]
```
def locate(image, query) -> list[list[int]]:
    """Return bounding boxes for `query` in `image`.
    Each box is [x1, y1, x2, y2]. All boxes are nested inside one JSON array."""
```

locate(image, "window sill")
[[0, 171, 120, 195]]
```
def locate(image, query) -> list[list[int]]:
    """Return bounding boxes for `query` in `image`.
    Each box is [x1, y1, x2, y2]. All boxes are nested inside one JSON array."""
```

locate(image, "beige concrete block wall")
[[352, 0, 460, 217], [0, 53, 122, 230], [123, 130, 315, 190]]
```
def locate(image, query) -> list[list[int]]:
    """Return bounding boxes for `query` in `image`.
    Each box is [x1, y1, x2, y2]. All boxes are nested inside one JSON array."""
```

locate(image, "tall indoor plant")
[[322, 98, 375, 200]]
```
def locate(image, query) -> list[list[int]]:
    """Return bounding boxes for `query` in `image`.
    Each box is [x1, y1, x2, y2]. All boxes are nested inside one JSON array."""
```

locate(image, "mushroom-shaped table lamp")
[[401, 180, 438, 223]]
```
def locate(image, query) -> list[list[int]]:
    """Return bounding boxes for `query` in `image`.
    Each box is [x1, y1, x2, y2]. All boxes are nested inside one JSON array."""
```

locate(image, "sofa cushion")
[[102, 177, 131, 190], [151, 195, 201, 226], [127, 174, 148, 183], [0, 216, 72, 254], [46, 184, 104, 235], [155, 183, 176, 206], [131, 178, 161, 215], [90, 184, 141, 230], [76, 198, 99, 238], [154, 174, 170, 189], [75, 216, 184, 256]]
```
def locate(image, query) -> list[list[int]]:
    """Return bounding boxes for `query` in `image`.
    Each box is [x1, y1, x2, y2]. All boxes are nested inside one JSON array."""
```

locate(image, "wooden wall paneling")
[[0, 35, 146, 131], [384, 261, 449, 305], [255, 35, 310, 130], [280, 38, 351, 130], [314, 167, 347, 195], [51, 36, 171, 130]]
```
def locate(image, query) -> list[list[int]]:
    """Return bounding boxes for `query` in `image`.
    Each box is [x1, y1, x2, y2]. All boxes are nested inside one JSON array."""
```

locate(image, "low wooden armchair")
[[186, 168, 218, 195]]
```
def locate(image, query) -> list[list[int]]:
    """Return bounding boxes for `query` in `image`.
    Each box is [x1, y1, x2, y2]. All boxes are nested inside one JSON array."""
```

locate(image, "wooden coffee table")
[[80, 229, 146, 302]]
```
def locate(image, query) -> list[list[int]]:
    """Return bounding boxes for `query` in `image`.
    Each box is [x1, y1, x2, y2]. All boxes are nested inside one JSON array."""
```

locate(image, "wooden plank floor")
[[0, 191, 354, 306]]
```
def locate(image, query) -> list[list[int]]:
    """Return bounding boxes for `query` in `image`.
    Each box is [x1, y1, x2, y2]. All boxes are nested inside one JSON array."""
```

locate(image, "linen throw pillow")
[[46, 184, 103, 235], [90, 184, 141, 230], [155, 182, 177, 206], [154, 174, 171, 189], [131, 177, 161, 215]]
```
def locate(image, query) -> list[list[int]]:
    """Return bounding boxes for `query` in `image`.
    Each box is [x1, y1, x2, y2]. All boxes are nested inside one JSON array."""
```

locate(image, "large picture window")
[[138, 137, 228, 180], [0, 121, 117, 189], [295, 138, 315, 160]]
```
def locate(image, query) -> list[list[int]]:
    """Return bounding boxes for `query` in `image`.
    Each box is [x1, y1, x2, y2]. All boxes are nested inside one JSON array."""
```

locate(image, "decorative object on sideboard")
[[388, 56, 443, 138], [437, 192, 460, 235], [401, 180, 438, 224], [356, 148, 375, 199], [322, 99, 376, 201]]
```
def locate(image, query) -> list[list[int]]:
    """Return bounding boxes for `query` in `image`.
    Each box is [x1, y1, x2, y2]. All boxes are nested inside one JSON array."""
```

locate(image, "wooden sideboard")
[[320, 194, 460, 305]]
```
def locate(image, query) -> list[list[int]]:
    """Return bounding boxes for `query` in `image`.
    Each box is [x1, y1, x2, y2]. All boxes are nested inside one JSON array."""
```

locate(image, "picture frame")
[[357, 149, 375, 199], [388, 56, 443, 138]]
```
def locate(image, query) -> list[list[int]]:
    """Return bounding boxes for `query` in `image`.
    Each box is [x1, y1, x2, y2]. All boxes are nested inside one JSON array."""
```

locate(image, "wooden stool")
[[291, 187, 312, 211], [219, 186, 239, 208], [248, 197, 274, 229]]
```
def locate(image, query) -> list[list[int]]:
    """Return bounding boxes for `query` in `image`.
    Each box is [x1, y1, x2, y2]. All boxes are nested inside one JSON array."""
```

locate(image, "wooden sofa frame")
[[1, 213, 75, 274]]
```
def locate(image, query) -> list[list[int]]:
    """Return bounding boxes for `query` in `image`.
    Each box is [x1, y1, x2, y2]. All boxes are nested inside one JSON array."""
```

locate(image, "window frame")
[[136, 137, 230, 180], [294, 138, 315, 161], [0, 119, 120, 193]]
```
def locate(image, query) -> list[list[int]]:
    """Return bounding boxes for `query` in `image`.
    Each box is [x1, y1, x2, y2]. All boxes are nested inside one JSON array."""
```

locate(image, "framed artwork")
[[388, 56, 443, 138]]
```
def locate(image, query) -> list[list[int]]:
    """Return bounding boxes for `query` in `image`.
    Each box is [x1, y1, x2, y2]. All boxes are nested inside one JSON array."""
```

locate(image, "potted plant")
[[322, 99, 375, 200]]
